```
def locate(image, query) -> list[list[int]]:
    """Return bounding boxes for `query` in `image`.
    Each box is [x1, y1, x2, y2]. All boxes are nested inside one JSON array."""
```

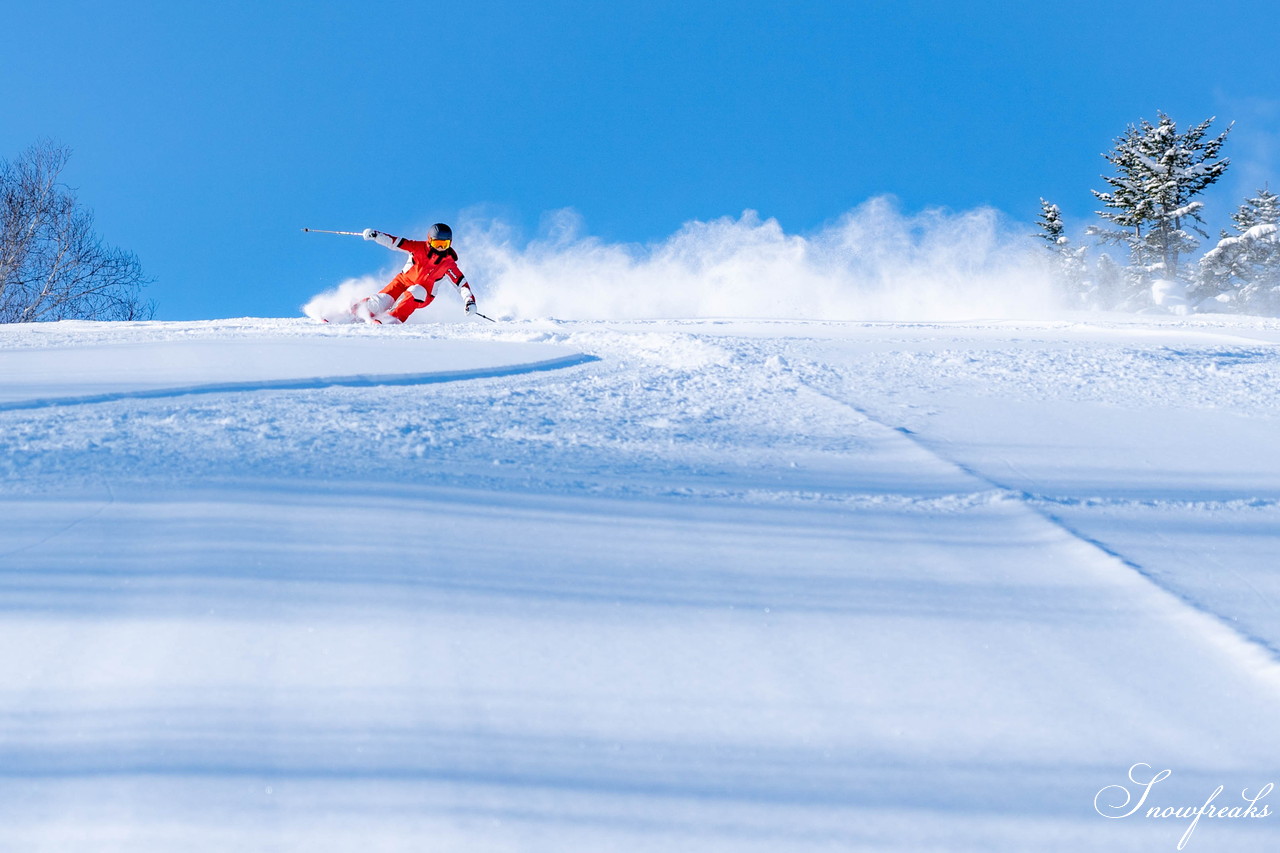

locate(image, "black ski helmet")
[[428, 223, 452, 243]]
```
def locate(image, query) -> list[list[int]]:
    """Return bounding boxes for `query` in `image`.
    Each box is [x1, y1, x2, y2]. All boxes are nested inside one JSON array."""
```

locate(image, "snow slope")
[[2, 315, 1279, 852]]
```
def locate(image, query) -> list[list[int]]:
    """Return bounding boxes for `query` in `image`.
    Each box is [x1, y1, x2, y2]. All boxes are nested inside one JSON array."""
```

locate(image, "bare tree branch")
[[0, 140, 153, 323]]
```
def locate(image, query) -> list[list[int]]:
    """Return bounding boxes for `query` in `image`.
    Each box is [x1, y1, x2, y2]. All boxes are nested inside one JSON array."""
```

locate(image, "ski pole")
[[474, 311, 497, 322], [302, 228, 364, 236]]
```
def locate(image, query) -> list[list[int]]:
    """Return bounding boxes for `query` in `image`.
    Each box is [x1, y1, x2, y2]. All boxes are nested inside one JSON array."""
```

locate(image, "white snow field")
[[2, 315, 1279, 852]]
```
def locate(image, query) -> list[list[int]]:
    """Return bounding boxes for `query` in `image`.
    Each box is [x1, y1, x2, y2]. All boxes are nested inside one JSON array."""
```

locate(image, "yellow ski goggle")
[[429, 238, 452, 251]]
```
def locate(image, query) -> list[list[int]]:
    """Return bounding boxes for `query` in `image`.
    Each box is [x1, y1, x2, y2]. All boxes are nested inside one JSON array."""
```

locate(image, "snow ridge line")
[[792, 373, 1280, 694], [0, 354, 600, 412]]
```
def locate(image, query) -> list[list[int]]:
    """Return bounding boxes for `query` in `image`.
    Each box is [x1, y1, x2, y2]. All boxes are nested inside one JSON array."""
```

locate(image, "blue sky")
[[3, 0, 1279, 320]]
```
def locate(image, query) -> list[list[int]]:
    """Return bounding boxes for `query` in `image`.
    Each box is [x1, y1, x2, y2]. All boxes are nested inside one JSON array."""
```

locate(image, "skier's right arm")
[[363, 229, 407, 251]]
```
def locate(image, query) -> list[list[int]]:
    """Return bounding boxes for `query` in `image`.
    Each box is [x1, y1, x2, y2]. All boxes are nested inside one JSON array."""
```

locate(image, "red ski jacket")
[[382, 234, 469, 293]]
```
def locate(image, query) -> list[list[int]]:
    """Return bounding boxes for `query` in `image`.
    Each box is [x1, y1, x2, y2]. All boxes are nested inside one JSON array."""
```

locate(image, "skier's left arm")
[[443, 259, 477, 315]]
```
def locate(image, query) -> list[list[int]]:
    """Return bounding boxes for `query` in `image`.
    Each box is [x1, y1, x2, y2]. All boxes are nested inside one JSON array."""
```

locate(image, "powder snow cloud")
[[308, 197, 1064, 323]]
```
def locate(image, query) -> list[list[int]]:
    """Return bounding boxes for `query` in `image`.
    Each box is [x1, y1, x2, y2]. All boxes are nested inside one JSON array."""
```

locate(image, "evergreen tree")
[[1036, 199, 1090, 304], [1036, 198, 1068, 249], [1091, 252, 1125, 309], [1088, 113, 1231, 307], [1197, 188, 1280, 313], [1232, 186, 1279, 233]]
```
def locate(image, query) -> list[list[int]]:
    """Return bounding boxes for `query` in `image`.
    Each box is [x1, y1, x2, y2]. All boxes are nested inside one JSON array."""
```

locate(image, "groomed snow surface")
[[2, 315, 1279, 852]]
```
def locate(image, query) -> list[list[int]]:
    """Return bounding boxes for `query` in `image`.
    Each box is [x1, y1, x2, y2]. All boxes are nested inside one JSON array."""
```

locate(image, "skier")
[[352, 223, 477, 324]]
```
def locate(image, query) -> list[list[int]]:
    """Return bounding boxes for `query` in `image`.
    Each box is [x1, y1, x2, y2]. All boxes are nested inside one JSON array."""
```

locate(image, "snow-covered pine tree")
[[1036, 199, 1090, 304], [1092, 252, 1125, 309], [1036, 198, 1067, 248], [1197, 187, 1280, 313], [1232, 186, 1280, 233], [1088, 113, 1231, 309]]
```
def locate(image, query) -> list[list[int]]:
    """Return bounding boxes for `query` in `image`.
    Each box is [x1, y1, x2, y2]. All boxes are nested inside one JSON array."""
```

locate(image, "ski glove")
[[465, 299, 477, 315], [362, 229, 379, 241]]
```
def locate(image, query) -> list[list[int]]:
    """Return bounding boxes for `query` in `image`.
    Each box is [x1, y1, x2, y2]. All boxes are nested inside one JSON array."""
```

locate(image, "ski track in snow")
[[2, 315, 1280, 852], [794, 371, 1280, 684], [0, 354, 598, 413]]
